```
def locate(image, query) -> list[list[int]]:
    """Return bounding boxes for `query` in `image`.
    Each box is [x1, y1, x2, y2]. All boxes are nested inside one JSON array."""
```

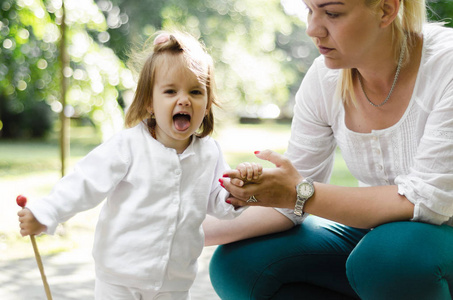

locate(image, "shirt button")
[[376, 164, 383, 171], [175, 169, 182, 175], [372, 136, 378, 141], [375, 149, 381, 155]]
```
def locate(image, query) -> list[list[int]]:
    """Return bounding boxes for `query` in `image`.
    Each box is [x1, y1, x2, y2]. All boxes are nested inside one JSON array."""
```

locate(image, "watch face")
[[298, 182, 314, 198]]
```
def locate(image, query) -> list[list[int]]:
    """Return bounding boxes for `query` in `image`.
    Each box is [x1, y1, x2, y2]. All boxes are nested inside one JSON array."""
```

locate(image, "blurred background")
[[0, 0, 452, 298]]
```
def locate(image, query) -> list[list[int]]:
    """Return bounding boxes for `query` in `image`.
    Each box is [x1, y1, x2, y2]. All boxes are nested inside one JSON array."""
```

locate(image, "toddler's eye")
[[191, 90, 203, 95], [164, 89, 176, 94]]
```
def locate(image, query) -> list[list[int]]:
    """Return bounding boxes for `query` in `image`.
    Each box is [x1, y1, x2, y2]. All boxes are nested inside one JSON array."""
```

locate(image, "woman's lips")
[[318, 46, 333, 55]]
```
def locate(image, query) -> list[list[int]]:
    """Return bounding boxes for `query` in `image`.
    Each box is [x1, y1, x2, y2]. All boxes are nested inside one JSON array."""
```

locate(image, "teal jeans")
[[209, 215, 453, 299]]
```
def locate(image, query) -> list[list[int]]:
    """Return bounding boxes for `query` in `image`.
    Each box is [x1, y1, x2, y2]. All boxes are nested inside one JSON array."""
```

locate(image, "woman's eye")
[[326, 11, 340, 18]]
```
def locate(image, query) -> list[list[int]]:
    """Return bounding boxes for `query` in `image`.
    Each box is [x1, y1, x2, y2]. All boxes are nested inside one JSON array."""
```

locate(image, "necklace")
[[357, 34, 407, 108]]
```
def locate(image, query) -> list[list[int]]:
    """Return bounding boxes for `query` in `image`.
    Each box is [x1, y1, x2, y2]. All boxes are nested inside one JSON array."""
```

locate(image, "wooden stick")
[[17, 195, 53, 300], [30, 235, 53, 300]]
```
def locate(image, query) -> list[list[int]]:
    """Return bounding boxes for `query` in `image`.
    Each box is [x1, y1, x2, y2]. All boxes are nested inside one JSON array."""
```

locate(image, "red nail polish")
[[254, 151, 260, 154], [226, 200, 231, 204], [219, 178, 225, 188], [223, 174, 229, 178]]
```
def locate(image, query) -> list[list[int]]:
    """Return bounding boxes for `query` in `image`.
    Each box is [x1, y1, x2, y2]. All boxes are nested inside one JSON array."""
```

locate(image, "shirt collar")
[[179, 135, 198, 160]]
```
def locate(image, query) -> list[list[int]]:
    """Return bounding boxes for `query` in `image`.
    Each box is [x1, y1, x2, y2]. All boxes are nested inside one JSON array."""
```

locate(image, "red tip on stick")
[[16, 195, 27, 208]]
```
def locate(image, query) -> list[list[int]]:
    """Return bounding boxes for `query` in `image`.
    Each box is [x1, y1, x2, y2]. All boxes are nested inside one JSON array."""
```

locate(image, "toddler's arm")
[[18, 208, 47, 237]]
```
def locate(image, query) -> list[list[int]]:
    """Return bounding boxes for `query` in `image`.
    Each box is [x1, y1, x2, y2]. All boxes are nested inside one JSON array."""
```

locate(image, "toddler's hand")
[[224, 162, 262, 187], [18, 208, 46, 237], [237, 162, 262, 181]]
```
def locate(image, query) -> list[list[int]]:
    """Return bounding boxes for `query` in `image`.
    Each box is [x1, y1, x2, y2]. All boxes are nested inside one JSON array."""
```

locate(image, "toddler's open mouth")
[[173, 113, 191, 131]]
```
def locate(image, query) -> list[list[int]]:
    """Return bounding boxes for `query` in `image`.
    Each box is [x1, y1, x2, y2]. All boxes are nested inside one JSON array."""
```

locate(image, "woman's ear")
[[379, 0, 400, 28]]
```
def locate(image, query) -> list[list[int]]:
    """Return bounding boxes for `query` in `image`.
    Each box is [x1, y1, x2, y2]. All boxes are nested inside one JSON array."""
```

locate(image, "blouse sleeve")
[[395, 81, 453, 225], [285, 58, 338, 183], [27, 134, 130, 234], [277, 58, 338, 225]]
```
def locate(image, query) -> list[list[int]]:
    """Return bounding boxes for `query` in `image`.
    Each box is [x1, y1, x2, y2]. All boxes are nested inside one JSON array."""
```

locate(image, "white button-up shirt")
[[284, 24, 453, 226], [27, 122, 244, 290]]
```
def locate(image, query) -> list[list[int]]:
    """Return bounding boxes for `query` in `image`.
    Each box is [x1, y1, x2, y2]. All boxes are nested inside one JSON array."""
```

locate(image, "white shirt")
[[285, 24, 453, 226], [27, 122, 244, 290]]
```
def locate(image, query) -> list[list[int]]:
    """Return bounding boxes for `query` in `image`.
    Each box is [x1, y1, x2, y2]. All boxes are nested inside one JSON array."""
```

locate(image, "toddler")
[[18, 30, 261, 300]]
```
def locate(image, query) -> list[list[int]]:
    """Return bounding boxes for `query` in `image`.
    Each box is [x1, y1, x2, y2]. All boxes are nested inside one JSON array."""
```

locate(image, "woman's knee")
[[209, 216, 366, 299], [346, 222, 453, 300]]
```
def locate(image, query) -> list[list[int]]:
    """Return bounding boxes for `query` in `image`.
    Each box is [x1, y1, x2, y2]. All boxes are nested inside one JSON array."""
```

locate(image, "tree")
[[0, 0, 59, 138], [0, 0, 132, 140]]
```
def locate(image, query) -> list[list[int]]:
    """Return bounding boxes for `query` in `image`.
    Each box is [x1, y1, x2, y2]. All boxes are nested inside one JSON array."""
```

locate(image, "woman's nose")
[[305, 15, 327, 39]]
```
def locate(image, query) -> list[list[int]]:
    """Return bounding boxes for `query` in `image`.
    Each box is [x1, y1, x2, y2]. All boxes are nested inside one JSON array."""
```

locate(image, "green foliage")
[[428, 0, 453, 27], [3, 0, 451, 139], [1, 0, 131, 139], [0, 0, 59, 137], [98, 0, 317, 118]]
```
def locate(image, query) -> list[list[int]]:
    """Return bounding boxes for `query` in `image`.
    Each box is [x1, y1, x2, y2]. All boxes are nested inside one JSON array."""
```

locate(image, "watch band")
[[294, 177, 314, 217], [294, 198, 305, 217]]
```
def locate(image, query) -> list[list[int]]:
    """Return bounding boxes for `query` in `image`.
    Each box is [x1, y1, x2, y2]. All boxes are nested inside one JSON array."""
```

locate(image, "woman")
[[205, 0, 453, 299]]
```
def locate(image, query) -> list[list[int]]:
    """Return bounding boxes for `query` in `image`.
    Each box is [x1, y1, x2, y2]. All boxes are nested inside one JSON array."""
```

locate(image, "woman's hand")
[[18, 208, 46, 237], [222, 150, 303, 209]]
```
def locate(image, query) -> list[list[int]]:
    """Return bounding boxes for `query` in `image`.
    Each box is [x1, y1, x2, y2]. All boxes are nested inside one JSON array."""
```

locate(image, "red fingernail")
[[254, 151, 260, 154], [223, 174, 229, 178], [226, 200, 232, 204], [219, 178, 225, 188]]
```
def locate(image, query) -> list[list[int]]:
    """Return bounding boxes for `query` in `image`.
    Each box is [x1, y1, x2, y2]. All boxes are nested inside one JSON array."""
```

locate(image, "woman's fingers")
[[255, 149, 289, 168], [226, 195, 259, 208]]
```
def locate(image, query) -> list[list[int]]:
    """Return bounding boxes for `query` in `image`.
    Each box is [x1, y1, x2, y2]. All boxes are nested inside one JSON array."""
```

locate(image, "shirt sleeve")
[[273, 208, 306, 225], [285, 58, 338, 184], [280, 58, 338, 224], [395, 80, 453, 225], [206, 140, 247, 219], [27, 134, 130, 234]]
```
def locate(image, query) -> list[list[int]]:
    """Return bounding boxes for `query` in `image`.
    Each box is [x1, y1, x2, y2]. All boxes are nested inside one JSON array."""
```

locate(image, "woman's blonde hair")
[[337, 0, 427, 105], [125, 30, 218, 138]]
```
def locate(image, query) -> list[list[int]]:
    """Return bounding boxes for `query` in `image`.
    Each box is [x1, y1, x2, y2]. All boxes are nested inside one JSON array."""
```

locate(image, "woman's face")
[[303, 0, 383, 69]]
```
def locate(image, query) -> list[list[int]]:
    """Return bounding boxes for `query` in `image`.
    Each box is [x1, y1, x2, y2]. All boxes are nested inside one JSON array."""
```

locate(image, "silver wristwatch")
[[294, 177, 314, 217]]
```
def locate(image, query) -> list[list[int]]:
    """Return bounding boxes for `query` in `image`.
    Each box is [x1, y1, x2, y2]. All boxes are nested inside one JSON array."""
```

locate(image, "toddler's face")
[[150, 56, 209, 153]]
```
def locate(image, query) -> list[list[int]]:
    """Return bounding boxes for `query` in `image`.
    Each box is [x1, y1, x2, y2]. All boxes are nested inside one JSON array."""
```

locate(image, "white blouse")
[[285, 24, 453, 226]]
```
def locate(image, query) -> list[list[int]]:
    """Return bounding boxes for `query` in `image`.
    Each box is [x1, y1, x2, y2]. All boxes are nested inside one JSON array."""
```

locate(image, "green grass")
[[0, 125, 102, 178], [0, 121, 357, 185]]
